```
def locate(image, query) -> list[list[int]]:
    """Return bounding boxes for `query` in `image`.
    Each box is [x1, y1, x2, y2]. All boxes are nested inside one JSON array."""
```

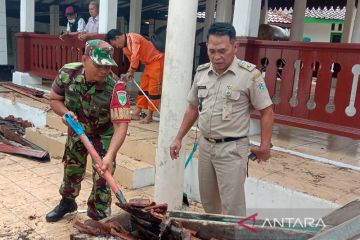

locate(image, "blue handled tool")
[[64, 114, 84, 136], [64, 113, 127, 207], [185, 140, 198, 169]]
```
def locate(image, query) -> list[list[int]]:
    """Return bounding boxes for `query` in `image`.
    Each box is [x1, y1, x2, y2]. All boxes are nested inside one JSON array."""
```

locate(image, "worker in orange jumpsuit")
[[106, 29, 164, 124]]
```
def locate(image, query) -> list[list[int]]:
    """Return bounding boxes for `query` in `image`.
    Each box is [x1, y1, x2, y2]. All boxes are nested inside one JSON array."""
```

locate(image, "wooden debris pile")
[[0, 115, 50, 161], [73, 198, 215, 240]]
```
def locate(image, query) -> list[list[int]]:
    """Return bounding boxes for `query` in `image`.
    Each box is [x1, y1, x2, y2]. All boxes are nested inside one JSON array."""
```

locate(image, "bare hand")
[[59, 32, 68, 41], [78, 33, 87, 41], [170, 139, 182, 160], [121, 74, 132, 82], [97, 155, 114, 176], [127, 69, 135, 78], [250, 146, 271, 162], [62, 111, 77, 126]]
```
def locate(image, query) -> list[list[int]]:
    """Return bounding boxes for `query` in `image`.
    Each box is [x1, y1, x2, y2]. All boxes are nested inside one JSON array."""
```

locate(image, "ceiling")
[[5, 0, 355, 25], [5, 0, 207, 24]]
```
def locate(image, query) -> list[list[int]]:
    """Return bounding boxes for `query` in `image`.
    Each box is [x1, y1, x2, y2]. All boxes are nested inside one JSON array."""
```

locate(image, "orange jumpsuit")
[[123, 33, 164, 112]]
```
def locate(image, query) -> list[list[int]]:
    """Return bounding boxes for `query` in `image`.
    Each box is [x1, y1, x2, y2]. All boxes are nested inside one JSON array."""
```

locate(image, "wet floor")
[[251, 123, 360, 168]]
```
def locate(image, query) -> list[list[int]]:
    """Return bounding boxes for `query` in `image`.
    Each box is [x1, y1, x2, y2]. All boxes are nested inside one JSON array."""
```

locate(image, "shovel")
[[64, 113, 127, 207]]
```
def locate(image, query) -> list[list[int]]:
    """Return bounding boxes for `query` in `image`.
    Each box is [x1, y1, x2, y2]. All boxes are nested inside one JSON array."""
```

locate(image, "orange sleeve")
[[127, 34, 141, 70]]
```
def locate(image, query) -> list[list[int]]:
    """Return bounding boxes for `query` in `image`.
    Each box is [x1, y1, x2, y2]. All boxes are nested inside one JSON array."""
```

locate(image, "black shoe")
[[46, 198, 77, 222]]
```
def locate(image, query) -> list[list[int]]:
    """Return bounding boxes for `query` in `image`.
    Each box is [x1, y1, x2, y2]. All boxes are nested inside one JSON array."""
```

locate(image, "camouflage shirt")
[[52, 62, 118, 136]]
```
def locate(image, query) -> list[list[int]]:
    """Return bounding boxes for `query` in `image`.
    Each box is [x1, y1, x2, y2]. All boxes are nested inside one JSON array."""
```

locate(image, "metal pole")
[[132, 79, 160, 114]]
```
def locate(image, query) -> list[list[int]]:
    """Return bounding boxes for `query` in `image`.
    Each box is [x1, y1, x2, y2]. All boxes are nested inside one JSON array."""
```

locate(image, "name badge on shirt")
[[222, 104, 232, 120]]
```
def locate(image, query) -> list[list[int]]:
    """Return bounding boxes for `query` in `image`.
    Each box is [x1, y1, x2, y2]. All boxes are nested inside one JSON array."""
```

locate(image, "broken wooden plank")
[[3, 115, 33, 129], [0, 143, 49, 161], [309, 215, 360, 240], [169, 217, 314, 240], [0, 125, 32, 147], [322, 199, 360, 228], [0, 82, 45, 97], [0, 86, 11, 93], [167, 211, 318, 240], [0, 82, 48, 103]]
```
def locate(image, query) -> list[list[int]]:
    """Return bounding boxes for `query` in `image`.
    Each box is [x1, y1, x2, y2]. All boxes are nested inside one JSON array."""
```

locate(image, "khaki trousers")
[[198, 136, 248, 216]]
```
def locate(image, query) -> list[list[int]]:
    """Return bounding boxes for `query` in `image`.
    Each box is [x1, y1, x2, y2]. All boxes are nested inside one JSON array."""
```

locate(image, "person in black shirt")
[[59, 6, 86, 40]]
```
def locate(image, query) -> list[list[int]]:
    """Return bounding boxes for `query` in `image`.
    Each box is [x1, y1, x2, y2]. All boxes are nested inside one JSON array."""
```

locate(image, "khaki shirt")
[[187, 57, 272, 139]]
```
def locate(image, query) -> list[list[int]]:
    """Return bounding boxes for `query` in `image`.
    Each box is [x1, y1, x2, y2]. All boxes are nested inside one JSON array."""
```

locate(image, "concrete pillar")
[[49, 5, 59, 35], [351, 0, 360, 43], [154, 0, 198, 210], [290, 0, 307, 41], [99, 0, 118, 33], [13, 0, 41, 85], [20, 0, 35, 32], [129, 0, 142, 33], [342, 0, 356, 43], [0, 0, 8, 65], [260, 0, 269, 24], [149, 19, 155, 37], [117, 16, 127, 33], [233, 0, 262, 37], [203, 0, 216, 41], [216, 0, 233, 22]]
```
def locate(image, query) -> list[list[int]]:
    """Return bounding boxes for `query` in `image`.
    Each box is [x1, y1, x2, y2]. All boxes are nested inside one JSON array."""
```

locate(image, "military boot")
[[46, 198, 77, 222]]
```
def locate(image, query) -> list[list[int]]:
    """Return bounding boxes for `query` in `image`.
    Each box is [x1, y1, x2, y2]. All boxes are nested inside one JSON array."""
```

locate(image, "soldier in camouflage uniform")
[[46, 39, 131, 222]]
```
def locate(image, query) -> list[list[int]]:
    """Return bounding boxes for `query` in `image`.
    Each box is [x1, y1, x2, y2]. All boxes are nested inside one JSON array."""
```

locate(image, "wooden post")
[[16, 33, 31, 72]]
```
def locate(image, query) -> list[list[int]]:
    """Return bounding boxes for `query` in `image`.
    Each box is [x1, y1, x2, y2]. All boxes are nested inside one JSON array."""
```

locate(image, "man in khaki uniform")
[[170, 22, 273, 216]]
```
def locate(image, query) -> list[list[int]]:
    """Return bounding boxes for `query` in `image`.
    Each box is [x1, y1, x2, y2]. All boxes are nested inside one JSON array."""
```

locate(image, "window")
[[330, 32, 342, 42], [338, 24, 342, 31], [331, 23, 335, 31]]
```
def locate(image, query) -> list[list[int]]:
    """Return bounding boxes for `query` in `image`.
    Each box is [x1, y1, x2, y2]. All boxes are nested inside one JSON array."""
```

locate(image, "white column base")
[[249, 118, 261, 136], [12, 71, 42, 86], [184, 157, 200, 202], [0, 97, 46, 126]]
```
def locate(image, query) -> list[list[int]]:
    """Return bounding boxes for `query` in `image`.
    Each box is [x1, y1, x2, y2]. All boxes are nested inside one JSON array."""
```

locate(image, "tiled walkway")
[[0, 154, 155, 239], [0, 107, 359, 238], [0, 152, 202, 239]]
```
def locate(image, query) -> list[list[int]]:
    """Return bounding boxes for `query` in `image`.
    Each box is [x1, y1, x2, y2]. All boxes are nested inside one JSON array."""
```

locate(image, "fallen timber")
[[0, 82, 50, 102], [71, 199, 360, 240], [0, 116, 50, 161]]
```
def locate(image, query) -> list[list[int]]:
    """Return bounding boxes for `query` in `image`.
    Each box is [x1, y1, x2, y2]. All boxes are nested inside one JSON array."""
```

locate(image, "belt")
[[204, 136, 247, 144]]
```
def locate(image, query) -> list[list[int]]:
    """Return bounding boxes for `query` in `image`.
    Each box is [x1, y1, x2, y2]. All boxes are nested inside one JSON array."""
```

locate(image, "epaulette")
[[251, 71, 262, 81], [63, 62, 83, 70], [238, 60, 256, 72], [196, 63, 210, 71]]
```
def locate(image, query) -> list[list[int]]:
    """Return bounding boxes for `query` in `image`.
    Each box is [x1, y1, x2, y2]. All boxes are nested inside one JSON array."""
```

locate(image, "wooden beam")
[[310, 215, 360, 240]]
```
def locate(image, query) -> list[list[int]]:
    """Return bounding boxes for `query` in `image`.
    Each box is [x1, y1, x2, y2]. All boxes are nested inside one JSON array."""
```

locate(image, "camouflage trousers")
[[59, 132, 116, 220]]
